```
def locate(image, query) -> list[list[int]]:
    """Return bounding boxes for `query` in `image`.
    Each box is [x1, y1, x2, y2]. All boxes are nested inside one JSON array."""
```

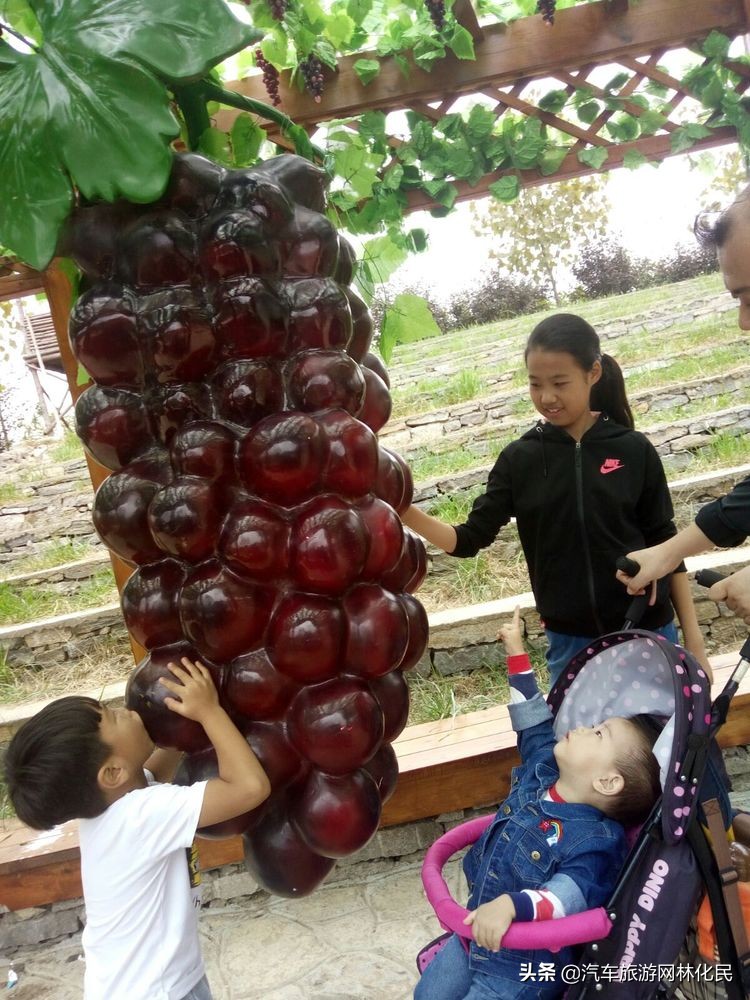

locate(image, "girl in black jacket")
[[403, 313, 707, 685]]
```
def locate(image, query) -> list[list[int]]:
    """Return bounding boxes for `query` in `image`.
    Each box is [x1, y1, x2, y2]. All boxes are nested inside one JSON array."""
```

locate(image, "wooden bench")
[[2, 651, 749, 912]]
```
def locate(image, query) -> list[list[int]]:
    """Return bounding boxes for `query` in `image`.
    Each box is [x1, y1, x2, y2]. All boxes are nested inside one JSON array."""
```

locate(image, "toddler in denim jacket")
[[415, 608, 663, 1000]]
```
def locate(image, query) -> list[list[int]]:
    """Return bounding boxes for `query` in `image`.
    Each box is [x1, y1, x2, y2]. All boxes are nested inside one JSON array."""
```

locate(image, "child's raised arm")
[[160, 658, 271, 827]]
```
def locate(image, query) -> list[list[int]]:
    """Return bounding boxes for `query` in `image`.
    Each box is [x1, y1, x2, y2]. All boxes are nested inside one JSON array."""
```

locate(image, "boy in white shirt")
[[5, 657, 270, 1000]]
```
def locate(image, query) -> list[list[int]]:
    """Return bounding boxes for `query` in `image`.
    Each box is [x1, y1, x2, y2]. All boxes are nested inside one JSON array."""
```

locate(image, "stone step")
[[1, 553, 112, 590], [0, 602, 128, 669], [381, 367, 750, 460]]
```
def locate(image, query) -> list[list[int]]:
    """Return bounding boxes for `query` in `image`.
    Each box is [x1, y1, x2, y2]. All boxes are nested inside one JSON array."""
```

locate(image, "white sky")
[[392, 149, 739, 298]]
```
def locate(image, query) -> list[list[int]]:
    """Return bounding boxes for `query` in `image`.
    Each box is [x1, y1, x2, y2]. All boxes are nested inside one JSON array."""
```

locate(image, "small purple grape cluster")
[[425, 0, 446, 31], [536, 0, 556, 25], [255, 49, 281, 107], [268, 0, 288, 18], [299, 54, 325, 102]]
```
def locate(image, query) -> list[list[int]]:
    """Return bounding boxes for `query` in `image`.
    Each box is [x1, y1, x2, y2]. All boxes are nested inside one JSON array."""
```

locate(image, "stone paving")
[[3, 853, 465, 1000]]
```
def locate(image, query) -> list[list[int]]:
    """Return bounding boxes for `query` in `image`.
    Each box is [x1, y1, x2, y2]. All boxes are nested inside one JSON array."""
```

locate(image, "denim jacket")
[[462, 694, 627, 989]]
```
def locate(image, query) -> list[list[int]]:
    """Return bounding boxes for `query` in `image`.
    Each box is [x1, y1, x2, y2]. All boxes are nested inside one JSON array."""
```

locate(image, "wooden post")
[[42, 260, 145, 665]]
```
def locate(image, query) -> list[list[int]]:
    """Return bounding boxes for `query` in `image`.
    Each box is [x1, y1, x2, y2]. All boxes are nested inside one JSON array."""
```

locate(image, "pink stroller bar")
[[421, 815, 613, 952]]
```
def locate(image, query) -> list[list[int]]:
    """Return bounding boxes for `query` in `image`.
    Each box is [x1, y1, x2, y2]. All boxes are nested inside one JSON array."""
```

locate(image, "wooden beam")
[[453, 0, 484, 43], [215, 0, 750, 131]]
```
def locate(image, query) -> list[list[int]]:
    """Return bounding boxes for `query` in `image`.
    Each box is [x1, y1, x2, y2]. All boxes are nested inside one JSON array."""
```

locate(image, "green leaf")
[[488, 175, 519, 202], [50, 0, 260, 82], [577, 146, 608, 169], [638, 109, 667, 136], [0, 63, 73, 265], [76, 362, 91, 387], [576, 101, 601, 125], [354, 57, 380, 85], [380, 293, 441, 363], [622, 150, 651, 170], [538, 89, 568, 114], [260, 30, 290, 68], [448, 24, 475, 60], [702, 30, 731, 61], [362, 233, 408, 283], [198, 126, 233, 166], [407, 227, 428, 252], [0, 38, 27, 68], [347, 0, 373, 24], [466, 104, 495, 140], [605, 113, 639, 142], [538, 145, 569, 176], [231, 113, 264, 166], [382, 162, 404, 189], [324, 11, 355, 47], [412, 36, 445, 72], [604, 71, 631, 93], [422, 179, 457, 208], [1, 0, 42, 43]]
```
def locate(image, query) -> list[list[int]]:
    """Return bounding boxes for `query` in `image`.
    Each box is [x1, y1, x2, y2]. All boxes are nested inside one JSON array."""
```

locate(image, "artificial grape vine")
[[256, 49, 282, 106], [299, 54, 325, 103], [536, 0, 556, 25]]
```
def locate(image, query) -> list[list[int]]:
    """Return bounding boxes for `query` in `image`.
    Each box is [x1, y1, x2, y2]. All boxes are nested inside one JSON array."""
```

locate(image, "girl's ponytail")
[[525, 313, 635, 429], [591, 354, 635, 430]]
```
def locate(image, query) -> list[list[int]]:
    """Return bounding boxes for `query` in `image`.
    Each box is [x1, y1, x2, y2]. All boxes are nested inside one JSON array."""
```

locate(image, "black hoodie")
[[451, 414, 678, 636]]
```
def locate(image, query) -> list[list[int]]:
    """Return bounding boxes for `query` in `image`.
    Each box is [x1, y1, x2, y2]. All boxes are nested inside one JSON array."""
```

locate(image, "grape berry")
[[66, 152, 428, 897]]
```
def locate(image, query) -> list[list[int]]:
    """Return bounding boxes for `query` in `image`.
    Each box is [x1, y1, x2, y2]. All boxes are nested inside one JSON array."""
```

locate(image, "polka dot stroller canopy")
[[547, 629, 713, 846]]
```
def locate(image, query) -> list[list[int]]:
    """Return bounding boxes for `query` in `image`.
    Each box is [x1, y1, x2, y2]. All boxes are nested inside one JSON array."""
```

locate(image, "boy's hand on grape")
[[463, 894, 516, 952], [497, 605, 525, 657], [160, 657, 220, 724]]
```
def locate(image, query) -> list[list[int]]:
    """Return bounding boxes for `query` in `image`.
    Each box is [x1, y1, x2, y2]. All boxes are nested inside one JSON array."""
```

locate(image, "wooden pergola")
[[219, 0, 750, 209], [0, 0, 746, 650]]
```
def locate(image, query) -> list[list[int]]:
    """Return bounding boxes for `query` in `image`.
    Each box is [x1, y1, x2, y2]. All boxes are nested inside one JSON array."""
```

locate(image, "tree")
[[469, 174, 610, 305], [692, 145, 749, 210]]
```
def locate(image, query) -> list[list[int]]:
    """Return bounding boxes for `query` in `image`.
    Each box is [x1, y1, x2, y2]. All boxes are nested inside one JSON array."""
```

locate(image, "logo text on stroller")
[[621, 859, 670, 968]]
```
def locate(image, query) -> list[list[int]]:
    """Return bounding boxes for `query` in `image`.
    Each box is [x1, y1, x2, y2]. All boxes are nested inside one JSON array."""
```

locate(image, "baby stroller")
[[417, 571, 750, 999]]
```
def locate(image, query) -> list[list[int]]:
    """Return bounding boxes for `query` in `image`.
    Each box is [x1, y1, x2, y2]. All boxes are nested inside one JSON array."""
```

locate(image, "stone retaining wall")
[[0, 603, 128, 668], [2, 556, 111, 592]]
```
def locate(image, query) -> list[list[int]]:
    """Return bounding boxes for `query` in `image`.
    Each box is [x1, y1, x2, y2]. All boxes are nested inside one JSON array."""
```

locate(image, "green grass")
[[682, 431, 750, 475], [410, 434, 512, 481], [406, 644, 549, 725], [49, 430, 85, 464], [0, 538, 99, 578], [391, 369, 486, 420], [0, 482, 28, 505], [0, 568, 118, 626]]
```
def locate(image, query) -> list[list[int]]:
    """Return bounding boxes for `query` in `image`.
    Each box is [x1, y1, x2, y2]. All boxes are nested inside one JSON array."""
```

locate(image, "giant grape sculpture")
[[65, 152, 429, 897]]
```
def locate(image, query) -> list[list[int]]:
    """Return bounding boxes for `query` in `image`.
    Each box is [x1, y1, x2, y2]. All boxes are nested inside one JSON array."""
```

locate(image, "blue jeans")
[[414, 933, 560, 1000], [545, 621, 678, 687], [181, 974, 213, 1000]]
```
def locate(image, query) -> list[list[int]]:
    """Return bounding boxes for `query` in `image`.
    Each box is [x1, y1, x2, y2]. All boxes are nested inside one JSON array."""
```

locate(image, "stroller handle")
[[422, 816, 613, 952], [695, 569, 725, 588]]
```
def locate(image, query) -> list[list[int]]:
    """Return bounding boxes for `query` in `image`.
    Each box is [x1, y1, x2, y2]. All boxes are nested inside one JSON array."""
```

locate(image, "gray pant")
[[180, 974, 213, 1000]]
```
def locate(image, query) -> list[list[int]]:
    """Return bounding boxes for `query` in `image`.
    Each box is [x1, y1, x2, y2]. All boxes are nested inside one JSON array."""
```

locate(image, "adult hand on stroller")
[[463, 894, 516, 952], [616, 542, 677, 601], [498, 606, 525, 657], [708, 564, 750, 625]]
